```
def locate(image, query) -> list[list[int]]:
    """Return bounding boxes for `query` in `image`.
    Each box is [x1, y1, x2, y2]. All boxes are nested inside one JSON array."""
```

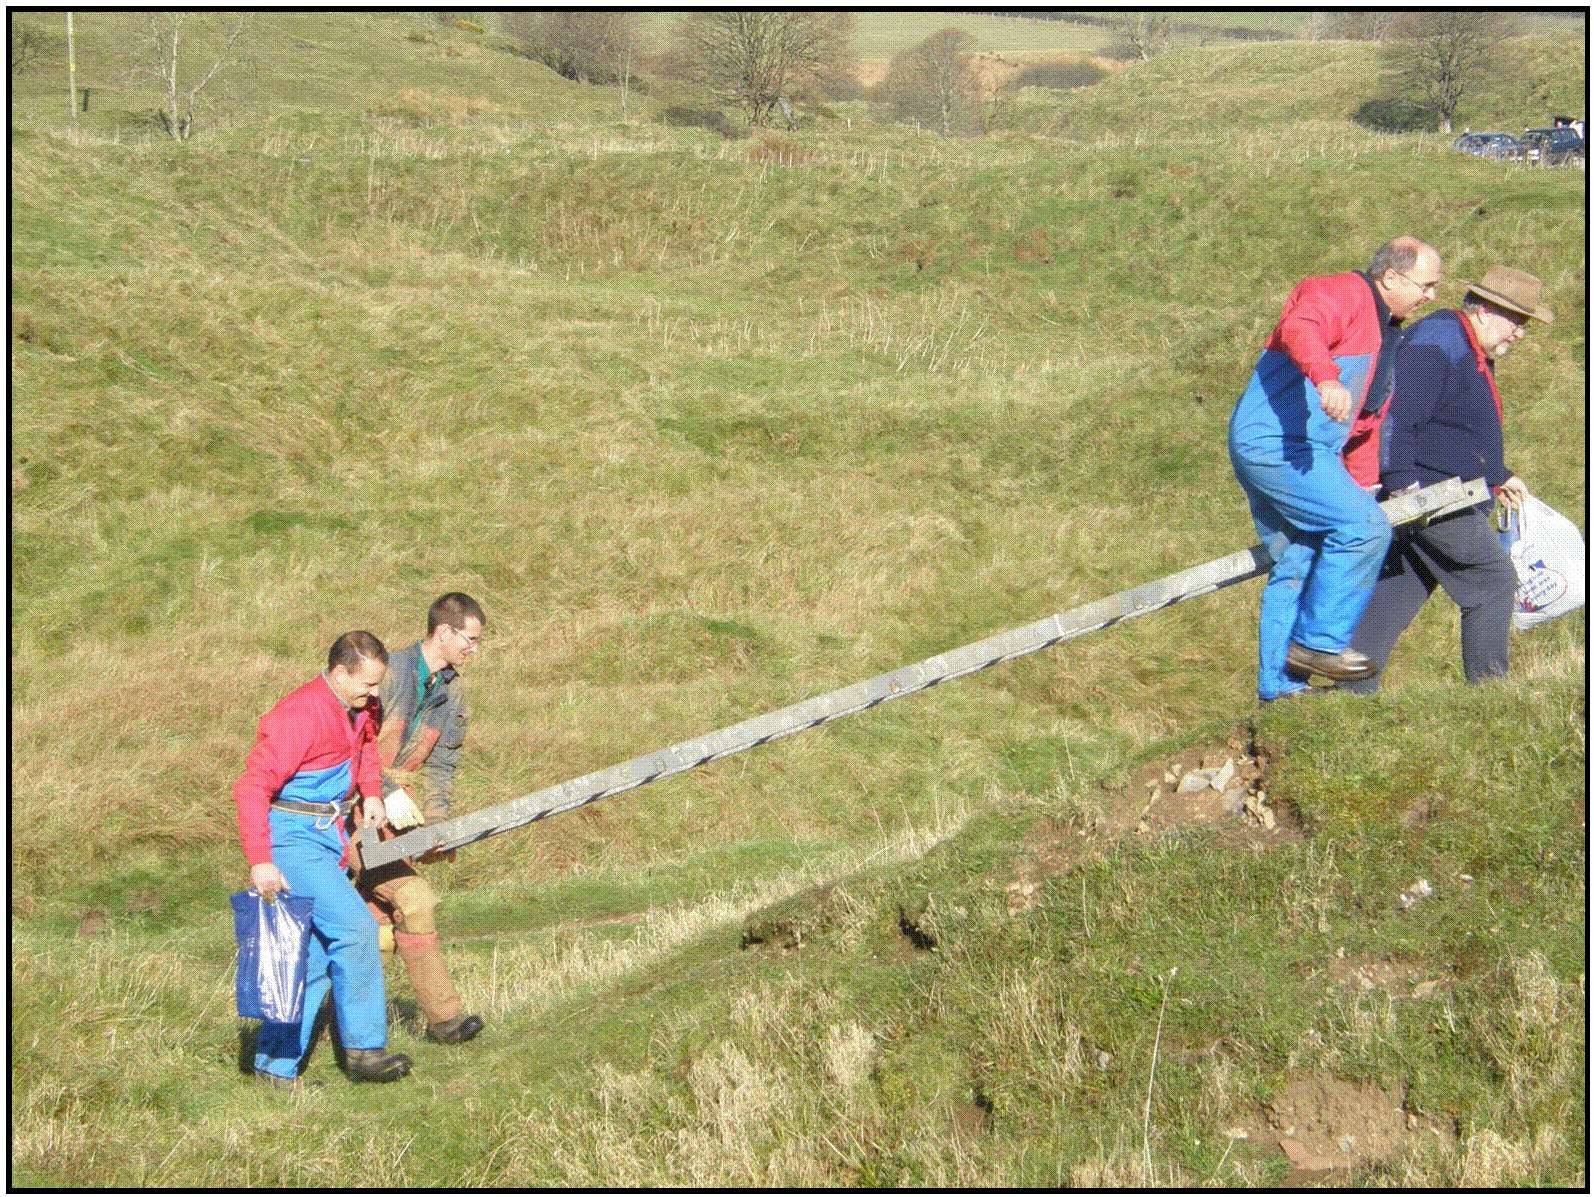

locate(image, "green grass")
[[9, 11, 1586, 1189]]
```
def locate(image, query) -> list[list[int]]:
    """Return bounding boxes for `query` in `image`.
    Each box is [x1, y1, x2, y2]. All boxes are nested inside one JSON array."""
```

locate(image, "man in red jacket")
[[234, 631, 413, 1090], [1227, 236, 1442, 702]]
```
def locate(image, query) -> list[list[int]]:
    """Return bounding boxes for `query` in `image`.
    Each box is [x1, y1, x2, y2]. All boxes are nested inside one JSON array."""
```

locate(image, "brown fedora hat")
[[1463, 265, 1554, 323]]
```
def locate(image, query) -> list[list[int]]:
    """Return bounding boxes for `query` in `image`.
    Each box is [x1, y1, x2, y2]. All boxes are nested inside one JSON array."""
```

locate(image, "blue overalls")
[[1228, 348, 1392, 701], [253, 781, 388, 1080]]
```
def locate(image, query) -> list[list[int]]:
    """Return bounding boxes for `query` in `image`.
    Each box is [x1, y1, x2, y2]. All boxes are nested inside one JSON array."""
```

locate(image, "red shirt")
[[233, 675, 383, 867]]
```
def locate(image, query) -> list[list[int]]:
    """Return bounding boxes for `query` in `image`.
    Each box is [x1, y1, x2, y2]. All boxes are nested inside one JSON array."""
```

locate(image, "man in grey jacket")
[[356, 592, 487, 1045]]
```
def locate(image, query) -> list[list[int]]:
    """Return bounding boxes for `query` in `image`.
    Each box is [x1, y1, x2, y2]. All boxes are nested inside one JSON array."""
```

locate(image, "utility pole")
[[66, 12, 78, 137]]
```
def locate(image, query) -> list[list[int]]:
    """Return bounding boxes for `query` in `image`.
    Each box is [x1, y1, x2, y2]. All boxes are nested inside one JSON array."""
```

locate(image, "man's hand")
[[251, 862, 289, 900], [358, 793, 387, 829], [1317, 379, 1353, 423], [1497, 475, 1530, 511]]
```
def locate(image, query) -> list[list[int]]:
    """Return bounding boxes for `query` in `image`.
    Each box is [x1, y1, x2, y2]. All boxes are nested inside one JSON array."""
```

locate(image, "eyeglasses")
[[450, 626, 482, 648], [1393, 268, 1441, 296]]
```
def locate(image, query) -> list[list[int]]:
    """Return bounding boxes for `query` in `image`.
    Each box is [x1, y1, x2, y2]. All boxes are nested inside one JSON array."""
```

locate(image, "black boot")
[[428, 1013, 484, 1045]]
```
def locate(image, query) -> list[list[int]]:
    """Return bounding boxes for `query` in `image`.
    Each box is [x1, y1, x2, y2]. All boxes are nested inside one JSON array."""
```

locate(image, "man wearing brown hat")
[[1340, 266, 1553, 693]]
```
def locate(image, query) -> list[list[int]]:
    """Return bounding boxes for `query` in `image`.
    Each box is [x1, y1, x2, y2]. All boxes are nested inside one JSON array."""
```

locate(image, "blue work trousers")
[[254, 808, 388, 1079], [1228, 433, 1392, 701]]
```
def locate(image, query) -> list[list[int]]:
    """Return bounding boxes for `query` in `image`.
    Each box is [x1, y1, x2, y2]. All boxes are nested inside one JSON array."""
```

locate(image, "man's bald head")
[[1369, 236, 1442, 321]]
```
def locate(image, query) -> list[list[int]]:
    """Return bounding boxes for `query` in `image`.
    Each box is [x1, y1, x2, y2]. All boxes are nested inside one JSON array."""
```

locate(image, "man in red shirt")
[[233, 631, 413, 1090], [1227, 236, 1443, 701]]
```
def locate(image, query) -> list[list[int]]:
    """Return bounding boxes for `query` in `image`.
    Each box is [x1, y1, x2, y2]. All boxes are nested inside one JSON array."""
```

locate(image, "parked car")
[[1453, 132, 1528, 161], [1522, 126, 1586, 166]]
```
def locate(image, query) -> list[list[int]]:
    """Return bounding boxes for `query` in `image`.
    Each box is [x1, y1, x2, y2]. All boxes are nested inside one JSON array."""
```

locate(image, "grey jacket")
[[378, 641, 468, 817]]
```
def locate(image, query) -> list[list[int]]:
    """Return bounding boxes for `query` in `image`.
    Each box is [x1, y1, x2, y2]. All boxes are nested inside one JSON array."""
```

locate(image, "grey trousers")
[[1342, 506, 1516, 694]]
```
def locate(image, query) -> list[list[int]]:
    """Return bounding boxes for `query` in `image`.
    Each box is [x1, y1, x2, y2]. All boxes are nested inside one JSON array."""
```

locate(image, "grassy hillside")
[[10, 12, 1586, 1188]]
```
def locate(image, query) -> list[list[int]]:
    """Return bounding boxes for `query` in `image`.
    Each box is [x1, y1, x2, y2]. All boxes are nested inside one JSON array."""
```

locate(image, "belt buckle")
[[314, 799, 350, 830]]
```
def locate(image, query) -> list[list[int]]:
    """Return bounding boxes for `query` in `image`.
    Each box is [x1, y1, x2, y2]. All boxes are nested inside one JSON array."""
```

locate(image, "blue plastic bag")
[[230, 891, 314, 1023]]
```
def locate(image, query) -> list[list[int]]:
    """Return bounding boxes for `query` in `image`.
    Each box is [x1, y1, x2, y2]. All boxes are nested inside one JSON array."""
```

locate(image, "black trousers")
[[1343, 506, 1516, 694]]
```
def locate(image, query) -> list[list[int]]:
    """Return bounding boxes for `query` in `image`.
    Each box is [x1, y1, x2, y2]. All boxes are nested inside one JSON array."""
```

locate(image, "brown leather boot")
[[345, 1048, 412, 1083], [1285, 642, 1377, 682]]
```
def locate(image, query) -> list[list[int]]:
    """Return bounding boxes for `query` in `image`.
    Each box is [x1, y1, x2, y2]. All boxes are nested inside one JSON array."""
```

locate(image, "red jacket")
[[1261, 270, 1397, 487], [233, 675, 384, 867]]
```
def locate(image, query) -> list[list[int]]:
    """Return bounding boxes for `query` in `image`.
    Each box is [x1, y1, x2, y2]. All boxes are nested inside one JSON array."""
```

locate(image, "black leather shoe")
[[1285, 643, 1376, 682], [429, 1013, 484, 1045], [345, 1048, 413, 1082]]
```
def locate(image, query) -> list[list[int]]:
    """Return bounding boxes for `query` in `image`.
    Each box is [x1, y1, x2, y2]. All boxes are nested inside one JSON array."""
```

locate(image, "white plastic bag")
[[1501, 496, 1585, 630], [230, 891, 314, 1023]]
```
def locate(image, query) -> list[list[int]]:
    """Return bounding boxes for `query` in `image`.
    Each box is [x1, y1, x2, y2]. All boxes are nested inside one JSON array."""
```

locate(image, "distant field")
[[852, 12, 1115, 59], [631, 11, 1299, 67]]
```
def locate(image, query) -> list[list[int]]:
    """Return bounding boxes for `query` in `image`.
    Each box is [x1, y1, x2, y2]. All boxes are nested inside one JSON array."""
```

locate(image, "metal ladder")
[[360, 477, 1489, 869]]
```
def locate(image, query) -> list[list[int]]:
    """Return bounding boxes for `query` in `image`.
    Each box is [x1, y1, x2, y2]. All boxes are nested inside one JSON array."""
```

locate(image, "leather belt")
[[270, 797, 354, 817]]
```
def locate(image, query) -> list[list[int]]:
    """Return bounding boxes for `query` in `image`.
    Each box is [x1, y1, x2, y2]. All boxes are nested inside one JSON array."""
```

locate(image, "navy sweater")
[[1381, 310, 1509, 505]]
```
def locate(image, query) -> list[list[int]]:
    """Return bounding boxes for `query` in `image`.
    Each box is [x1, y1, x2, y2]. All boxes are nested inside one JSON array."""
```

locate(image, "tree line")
[[12, 11, 1548, 143]]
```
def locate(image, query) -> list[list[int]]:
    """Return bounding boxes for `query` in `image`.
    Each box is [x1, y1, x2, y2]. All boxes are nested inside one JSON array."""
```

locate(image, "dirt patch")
[[1321, 952, 1451, 1001], [855, 49, 1129, 91], [741, 882, 839, 951], [1224, 1071, 1455, 1183], [1007, 722, 1299, 913]]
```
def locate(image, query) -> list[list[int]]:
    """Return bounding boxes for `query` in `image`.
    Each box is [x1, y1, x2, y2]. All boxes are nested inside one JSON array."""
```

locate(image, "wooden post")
[[66, 12, 79, 136]]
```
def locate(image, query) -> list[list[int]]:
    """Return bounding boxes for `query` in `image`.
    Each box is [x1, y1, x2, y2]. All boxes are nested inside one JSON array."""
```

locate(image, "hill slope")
[[10, 12, 1586, 1188]]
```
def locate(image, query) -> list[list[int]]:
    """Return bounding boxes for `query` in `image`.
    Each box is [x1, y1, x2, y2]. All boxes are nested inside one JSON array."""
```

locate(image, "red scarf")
[[1458, 310, 1504, 424]]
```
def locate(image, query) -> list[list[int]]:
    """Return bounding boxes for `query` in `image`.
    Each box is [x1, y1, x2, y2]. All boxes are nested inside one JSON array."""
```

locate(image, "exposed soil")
[[856, 48, 1132, 91], [1006, 721, 1298, 914], [1232, 1072, 1455, 1185], [1007, 719, 1460, 1181]]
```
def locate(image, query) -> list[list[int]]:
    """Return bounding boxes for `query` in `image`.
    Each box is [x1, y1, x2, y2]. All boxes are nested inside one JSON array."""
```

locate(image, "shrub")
[[1014, 61, 1108, 91], [660, 105, 745, 139], [1351, 94, 1438, 133]]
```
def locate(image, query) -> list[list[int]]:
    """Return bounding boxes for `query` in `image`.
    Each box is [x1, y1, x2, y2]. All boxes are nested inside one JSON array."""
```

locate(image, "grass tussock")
[[9, 10, 1585, 1189]]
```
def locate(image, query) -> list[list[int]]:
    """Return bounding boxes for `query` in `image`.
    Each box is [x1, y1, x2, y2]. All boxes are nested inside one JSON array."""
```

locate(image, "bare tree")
[[127, 12, 248, 141], [1114, 12, 1173, 61], [1317, 12, 1404, 42], [1386, 11, 1518, 134], [507, 13, 629, 85], [1348, 12, 1406, 43], [970, 66, 1018, 137], [885, 28, 974, 137], [10, 20, 47, 76], [505, 12, 640, 117], [674, 11, 854, 126]]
